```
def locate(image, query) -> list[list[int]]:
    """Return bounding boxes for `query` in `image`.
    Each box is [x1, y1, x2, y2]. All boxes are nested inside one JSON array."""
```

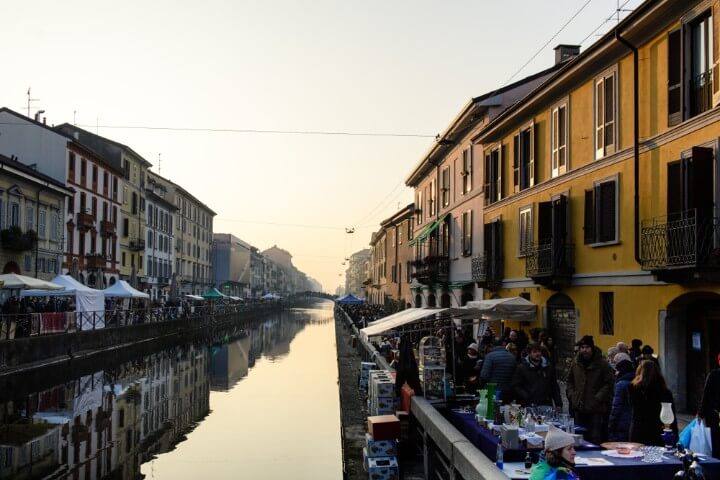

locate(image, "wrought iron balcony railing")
[[471, 253, 503, 288], [411, 255, 449, 285], [77, 212, 95, 230], [525, 241, 574, 287], [690, 69, 714, 118], [85, 253, 108, 269], [640, 209, 720, 279], [129, 238, 146, 251], [100, 220, 115, 236]]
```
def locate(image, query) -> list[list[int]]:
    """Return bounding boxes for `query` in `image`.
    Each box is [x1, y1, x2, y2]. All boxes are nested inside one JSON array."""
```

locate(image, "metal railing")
[[0, 303, 276, 342], [690, 69, 714, 117], [640, 208, 720, 270], [412, 255, 450, 285], [471, 252, 502, 287], [525, 241, 574, 278]]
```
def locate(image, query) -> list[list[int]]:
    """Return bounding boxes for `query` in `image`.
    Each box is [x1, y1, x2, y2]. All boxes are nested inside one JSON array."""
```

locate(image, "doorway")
[[547, 293, 577, 378]]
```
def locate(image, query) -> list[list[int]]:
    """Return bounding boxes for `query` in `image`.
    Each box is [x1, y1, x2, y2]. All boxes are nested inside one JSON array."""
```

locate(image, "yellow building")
[[474, 0, 719, 412]]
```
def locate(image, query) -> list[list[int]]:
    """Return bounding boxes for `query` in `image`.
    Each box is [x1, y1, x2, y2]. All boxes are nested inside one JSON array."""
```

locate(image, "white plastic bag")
[[689, 419, 713, 456]]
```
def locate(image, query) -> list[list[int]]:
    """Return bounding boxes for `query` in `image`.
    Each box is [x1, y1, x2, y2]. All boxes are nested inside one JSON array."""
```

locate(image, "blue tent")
[[336, 293, 364, 304]]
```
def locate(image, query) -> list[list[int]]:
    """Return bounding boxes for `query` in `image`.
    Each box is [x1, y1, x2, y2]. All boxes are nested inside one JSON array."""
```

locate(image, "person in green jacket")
[[530, 426, 580, 480]]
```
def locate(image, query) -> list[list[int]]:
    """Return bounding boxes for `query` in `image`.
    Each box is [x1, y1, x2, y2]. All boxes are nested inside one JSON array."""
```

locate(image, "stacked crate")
[[368, 370, 397, 416], [359, 361, 376, 393], [364, 415, 401, 479]]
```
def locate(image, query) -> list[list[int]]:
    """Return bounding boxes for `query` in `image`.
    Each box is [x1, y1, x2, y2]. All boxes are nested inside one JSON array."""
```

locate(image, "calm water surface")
[[0, 300, 342, 480]]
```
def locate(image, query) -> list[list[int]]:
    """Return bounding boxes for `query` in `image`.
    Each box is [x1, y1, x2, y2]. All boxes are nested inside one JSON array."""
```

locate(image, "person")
[[480, 338, 517, 403], [698, 353, 720, 459], [461, 343, 482, 391], [608, 356, 635, 441], [565, 335, 614, 445], [628, 359, 678, 445], [639, 345, 660, 368], [606, 346, 619, 368], [529, 426, 579, 480], [512, 343, 562, 409], [629, 339, 643, 365]]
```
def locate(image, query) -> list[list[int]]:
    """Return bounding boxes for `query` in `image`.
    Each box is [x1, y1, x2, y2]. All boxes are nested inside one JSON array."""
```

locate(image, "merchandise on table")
[[418, 336, 446, 400], [421, 366, 446, 400], [365, 433, 398, 457]]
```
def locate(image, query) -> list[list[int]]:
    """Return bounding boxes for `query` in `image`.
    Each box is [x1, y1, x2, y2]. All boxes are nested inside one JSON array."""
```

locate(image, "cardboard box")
[[368, 415, 401, 440], [365, 433, 398, 457], [367, 456, 399, 480]]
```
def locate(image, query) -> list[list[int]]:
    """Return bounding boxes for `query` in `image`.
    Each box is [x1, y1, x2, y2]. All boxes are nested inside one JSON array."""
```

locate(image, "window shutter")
[[499, 145, 505, 200], [667, 160, 682, 218], [598, 181, 616, 242], [595, 78, 605, 158], [529, 124, 536, 187], [668, 29, 682, 126], [688, 147, 714, 221], [584, 189, 595, 244], [513, 135, 520, 193], [714, 2, 719, 99], [483, 153, 491, 203], [538, 201, 553, 244]]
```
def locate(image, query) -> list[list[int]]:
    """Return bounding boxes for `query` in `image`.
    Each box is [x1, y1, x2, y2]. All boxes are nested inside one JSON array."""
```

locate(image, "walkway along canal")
[[0, 299, 342, 480]]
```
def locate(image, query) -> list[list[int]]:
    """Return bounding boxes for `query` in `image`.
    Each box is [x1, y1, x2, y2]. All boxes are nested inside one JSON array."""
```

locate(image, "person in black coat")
[[698, 353, 720, 459], [511, 344, 562, 408], [608, 357, 635, 441], [628, 359, 678, 446]]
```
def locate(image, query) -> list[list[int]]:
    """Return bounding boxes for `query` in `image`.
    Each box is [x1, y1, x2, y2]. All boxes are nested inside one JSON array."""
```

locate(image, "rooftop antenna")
[[158, 153, 162, 174], [73, 110, 77, 125], [26, 88, 39, 119]]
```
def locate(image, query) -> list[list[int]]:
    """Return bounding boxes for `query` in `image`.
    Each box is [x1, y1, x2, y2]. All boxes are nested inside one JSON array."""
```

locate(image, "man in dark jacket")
[[511, 344, 562, 408], [480, 338, 517, 402], [608, 357, 635, 441], [565, 335, 614, 445]]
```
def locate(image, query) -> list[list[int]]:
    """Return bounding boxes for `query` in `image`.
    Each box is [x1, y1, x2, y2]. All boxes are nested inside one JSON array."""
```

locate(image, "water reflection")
[[0, 303, 335, 479]]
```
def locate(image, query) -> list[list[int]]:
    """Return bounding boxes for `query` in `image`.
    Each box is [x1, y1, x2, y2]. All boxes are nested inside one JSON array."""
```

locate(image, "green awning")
[[202, 288, 228, 299], [408, 213, 449, 247], [449, 282, 473, 290]]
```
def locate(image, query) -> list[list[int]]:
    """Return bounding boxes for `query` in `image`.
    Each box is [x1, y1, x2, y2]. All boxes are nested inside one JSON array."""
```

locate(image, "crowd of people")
[[338, 303, 387, 328]]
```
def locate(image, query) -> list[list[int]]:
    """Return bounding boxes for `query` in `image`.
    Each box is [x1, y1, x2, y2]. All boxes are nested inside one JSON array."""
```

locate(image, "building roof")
[[0, 153, 73, 194], [55, 123, 153, 167]]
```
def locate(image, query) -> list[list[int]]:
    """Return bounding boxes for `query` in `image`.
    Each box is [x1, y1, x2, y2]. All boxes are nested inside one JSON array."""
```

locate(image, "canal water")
[[0, 299, 343, 480]]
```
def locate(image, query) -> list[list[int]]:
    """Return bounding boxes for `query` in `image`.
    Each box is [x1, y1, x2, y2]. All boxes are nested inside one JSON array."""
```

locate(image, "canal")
[[0, 299, 343, 480]]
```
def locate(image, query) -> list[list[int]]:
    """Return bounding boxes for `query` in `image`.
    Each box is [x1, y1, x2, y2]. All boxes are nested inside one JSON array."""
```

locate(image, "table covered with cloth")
[[447, 410, 599, 463]]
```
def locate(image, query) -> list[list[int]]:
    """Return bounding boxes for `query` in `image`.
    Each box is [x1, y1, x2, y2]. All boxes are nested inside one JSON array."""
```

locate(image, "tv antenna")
[[26, 88, 39, 118], [158, 153, 162, 174]]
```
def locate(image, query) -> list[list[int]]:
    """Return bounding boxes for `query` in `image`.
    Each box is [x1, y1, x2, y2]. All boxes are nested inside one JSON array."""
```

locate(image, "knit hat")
[[544, 425, 575, 452], [613, 352, 632, 365], [577, 335, 594, 349], [467, 343, 478, 352]]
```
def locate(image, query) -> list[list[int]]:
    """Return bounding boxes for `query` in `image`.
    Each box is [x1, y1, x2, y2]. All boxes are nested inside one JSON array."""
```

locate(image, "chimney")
[[554, 44, 581, 65], [42, 117, 46, 125]]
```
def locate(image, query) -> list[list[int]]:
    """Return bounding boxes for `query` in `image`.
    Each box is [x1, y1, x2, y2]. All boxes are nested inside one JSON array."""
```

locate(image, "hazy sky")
[[2, 0, 642, 292]]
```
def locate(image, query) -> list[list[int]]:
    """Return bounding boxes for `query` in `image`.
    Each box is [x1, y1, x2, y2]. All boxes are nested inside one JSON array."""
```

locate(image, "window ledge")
[[588, 240, 621, 248]]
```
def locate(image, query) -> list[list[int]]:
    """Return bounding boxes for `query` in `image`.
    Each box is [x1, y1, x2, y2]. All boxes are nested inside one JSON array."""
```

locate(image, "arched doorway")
[[414, 294, 422, 308], [665, 292, 720, 412], [2, 261, 20, 274], [440, 292, 451, 308], [427, 294, 436, 307], [547, 293, 576, 378]]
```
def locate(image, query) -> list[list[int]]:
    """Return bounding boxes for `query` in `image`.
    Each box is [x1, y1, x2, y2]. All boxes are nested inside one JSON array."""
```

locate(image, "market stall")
[[21, 275, 105, 329]]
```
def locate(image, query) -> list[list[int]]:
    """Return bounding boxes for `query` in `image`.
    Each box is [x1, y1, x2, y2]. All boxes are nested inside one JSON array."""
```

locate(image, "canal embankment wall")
[[334, 306, 507, 480]]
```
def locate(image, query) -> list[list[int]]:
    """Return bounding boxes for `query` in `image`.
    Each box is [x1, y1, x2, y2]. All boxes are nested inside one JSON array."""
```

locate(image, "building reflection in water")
[[0, 310, 328, 479]]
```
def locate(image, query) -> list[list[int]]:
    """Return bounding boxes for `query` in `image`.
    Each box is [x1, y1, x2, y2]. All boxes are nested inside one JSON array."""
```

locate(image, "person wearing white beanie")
[[529, 426, 579, 479]]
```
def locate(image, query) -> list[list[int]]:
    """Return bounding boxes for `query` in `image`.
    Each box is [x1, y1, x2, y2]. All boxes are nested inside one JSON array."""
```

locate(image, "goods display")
[[418, 336, 446, 400]]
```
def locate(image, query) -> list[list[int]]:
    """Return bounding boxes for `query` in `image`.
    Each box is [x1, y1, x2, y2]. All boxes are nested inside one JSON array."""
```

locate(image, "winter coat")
[[480, 346, 517, 392], [698, 369, 720, 458], [511, 356, 562, 408], [529, 461, 579, 480], [608, 370, 634, 441], [565, 347, 614, 415], [628, 383, 678, 446]]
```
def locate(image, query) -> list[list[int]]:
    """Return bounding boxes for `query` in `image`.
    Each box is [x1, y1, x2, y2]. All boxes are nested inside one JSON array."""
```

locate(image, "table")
[[503, 453, 720, 480], [447, 410, 599, 463]]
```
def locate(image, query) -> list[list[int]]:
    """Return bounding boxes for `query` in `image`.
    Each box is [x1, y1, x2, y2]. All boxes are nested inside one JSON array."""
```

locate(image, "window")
[[428, 179, 436, 216], [461, 210, 472, 256], [483, 145, 503, 204], [68, 152, 76, 180], [519, 206, 533, 256], [92, 165, 98, 190], [667, 146, 714, 225], [595, 69, 617, 159], [441, 167, 450, 207], [123, 218, 129, 237], [9, 202, 19, 227], [484, 219, 503, 281], [113, 176, 118, 201], [415, 191, 423, 224], [103, 171, 109, 196], [24, 255, 31, 271], [80, 159, 87, 186], [584, 177, 618, 245], [513, 125, 535, 192], [91, 197, 97, 218], [397, 225, 402, 245], [538, 195, 568, 247], [407, 217, 414, 240], [131, 192, 138, 215], [80, 193, 86, 213], [51, 212, 59, 241], [439, 220, 449, 256], [551, 103, 568, 177], [600, 292, 614, 335], [26, 205, 33, 232], [461, 148, 472, 194]]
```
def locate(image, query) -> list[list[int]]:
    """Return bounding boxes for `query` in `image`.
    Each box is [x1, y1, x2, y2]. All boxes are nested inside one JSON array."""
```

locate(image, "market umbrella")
[[0, 273, 64, 290], [201, 288, 227, 299]]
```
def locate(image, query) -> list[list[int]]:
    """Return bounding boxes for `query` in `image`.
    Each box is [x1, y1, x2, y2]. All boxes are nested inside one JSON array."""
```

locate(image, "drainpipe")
[[615, 30, 641, 264]]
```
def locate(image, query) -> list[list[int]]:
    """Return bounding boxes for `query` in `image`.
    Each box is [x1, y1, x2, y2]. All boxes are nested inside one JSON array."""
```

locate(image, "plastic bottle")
[[496, 442, 504, 470]]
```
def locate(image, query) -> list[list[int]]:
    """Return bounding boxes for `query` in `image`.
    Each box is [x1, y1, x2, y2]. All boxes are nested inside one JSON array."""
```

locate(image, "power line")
[[579, 0, 635, 46], [353, 180, 408, 227], [504, 0, 595, 85], [217, 218, 345, 230]]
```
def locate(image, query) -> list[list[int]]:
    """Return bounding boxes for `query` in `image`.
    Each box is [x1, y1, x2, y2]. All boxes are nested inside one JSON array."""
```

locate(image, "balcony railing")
[[129, 238, 146, 251], [471, 253, 503, 288], [85, 253, 108, 269], [690, 69, 714, 117], [411, 255, 449, 285], [525, 241, 574, 287], [640, 209, 720, 281], [77, 212, 95, 230], [100, 220, 115, 236]]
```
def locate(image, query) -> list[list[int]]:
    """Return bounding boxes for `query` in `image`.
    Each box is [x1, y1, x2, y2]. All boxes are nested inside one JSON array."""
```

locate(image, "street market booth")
[[0, 274, 64, 337], [336, 293, 364, 305], [20, 274, 105, 330], [359, 308, 449, 342], [103, 280, 149, 299]]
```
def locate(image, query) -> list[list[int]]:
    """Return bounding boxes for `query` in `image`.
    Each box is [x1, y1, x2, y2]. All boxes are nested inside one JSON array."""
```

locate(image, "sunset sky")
[[1, 0, 643, 292]]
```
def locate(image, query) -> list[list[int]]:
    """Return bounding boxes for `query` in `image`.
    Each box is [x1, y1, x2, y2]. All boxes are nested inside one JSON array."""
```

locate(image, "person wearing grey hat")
[[529, 426, 578, 480]]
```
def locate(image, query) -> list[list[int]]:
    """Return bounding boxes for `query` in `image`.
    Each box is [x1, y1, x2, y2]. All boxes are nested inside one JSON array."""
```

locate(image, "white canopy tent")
[[185, 294, 204, 301], [21, 275, 105, 328], [360, 308, 448, 341], [0, 273, 64, 290], [450, 297, 537, 322], [103, 280, 149, 299]]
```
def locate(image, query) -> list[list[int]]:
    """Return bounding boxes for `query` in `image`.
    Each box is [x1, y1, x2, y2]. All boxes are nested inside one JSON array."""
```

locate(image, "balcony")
[[640, 209, 720, 283], [77, 212, 95, 230], [85, 253, 108, 269], [690, 69, 714, 118], [100, 220, 115, 236], [471, 253, 502, 289], [412, 255, 449, 285], [129, 238, 145, 251], [525, 241, 574, 289]]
